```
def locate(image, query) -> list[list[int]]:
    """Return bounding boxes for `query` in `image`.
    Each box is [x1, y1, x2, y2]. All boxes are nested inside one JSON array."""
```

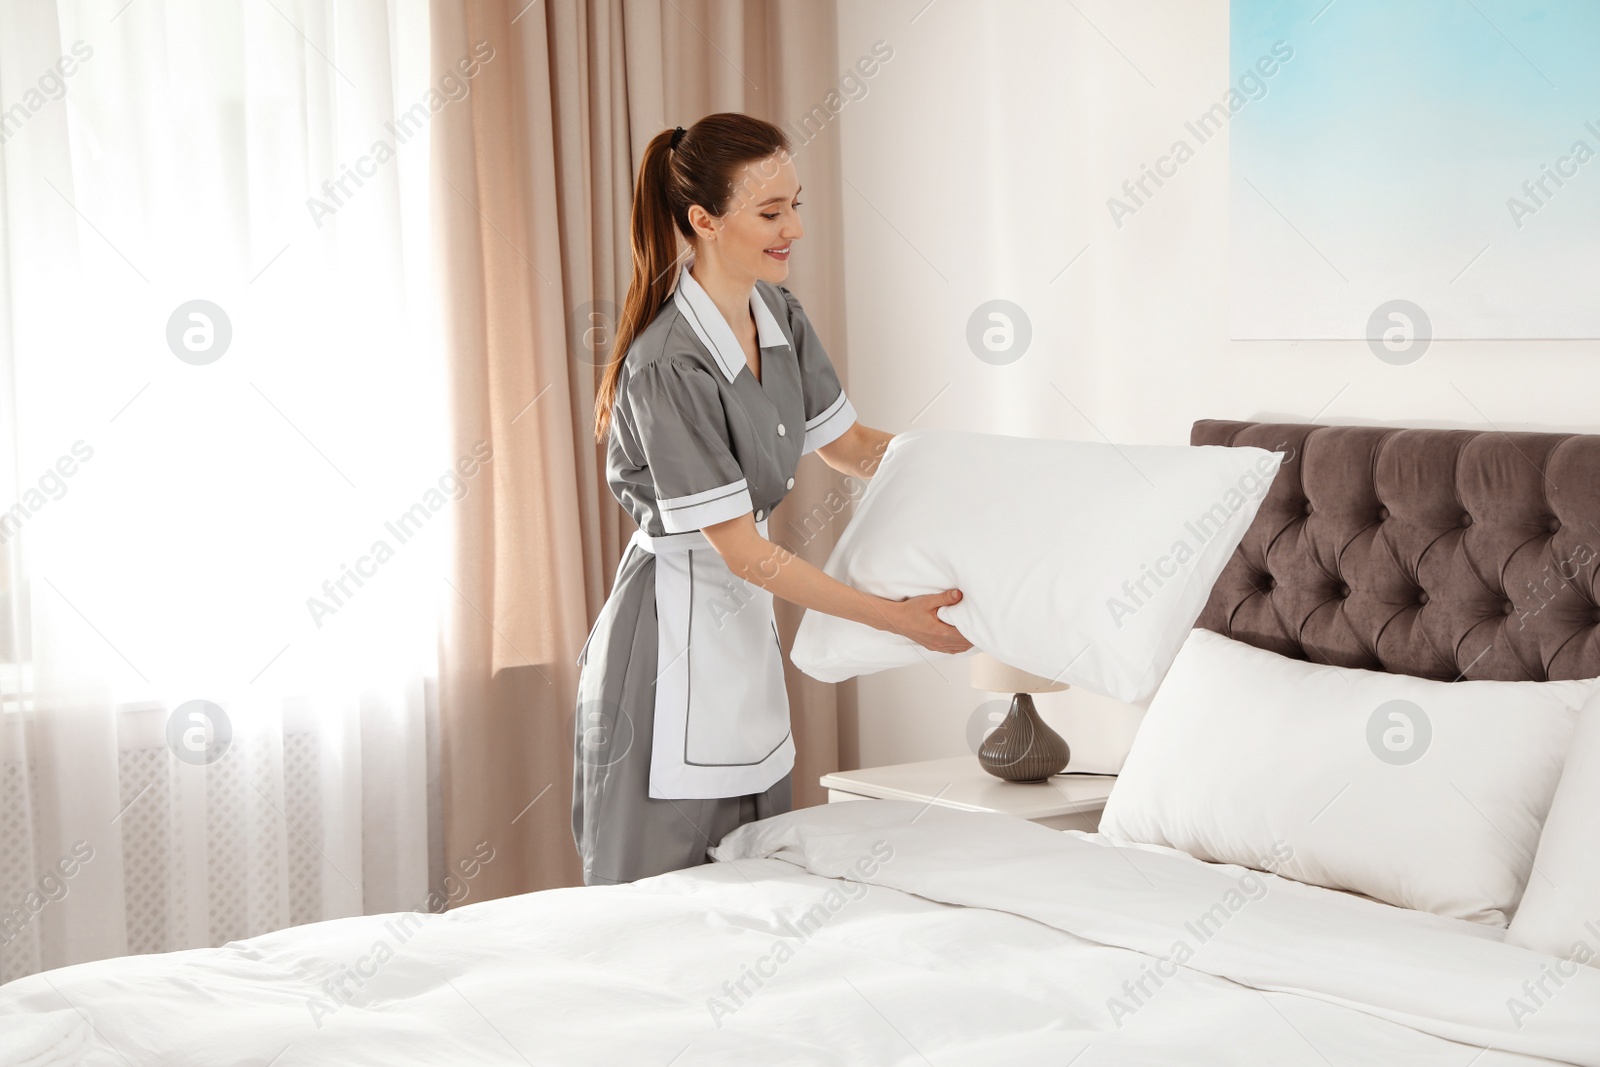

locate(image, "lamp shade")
[[970, 651, 1069, 694]]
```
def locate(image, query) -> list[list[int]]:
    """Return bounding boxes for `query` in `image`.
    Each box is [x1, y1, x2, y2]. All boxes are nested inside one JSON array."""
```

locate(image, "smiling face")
[[686, 150, 803, 286]]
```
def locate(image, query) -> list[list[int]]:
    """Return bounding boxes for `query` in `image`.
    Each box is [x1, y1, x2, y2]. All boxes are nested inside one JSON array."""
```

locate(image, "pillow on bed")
[[1097, 627, 1595, 926], [1507, 680, 1600, 960], [790, 429, 1282, 703]]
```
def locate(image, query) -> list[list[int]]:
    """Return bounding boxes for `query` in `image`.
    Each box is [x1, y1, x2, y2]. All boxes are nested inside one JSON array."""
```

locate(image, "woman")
[[572, 112, 971, 887]]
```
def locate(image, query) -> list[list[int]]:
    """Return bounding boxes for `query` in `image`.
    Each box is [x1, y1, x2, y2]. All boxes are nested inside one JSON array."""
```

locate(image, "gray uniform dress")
[[571, 263, 858, 886]]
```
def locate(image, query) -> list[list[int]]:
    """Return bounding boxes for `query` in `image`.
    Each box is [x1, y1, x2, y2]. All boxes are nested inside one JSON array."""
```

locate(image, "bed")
[[4, 418, 1600, 1067]]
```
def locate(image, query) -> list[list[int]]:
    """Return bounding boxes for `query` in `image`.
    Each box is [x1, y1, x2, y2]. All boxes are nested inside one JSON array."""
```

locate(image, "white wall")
[[828, 0, 1600, 773]]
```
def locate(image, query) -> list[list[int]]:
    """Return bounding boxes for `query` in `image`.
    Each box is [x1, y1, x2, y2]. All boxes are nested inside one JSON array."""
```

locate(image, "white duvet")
[[2, 801, 1596, 1066]]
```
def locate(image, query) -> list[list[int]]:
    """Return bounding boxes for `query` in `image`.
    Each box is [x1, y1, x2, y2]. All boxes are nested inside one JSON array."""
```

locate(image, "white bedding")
[[1098, 627, 1594, 925], [2, 800, 1594, 1066]]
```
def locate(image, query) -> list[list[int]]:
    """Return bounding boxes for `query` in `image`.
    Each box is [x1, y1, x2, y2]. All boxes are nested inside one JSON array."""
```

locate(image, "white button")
[[786, 477, 795, 489], [777, 423, 786, 436], [755, 509, 766, 521]]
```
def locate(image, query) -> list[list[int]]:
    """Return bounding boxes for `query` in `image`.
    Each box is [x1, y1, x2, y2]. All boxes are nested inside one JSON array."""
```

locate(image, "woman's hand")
[[702, 513, 974, 653], [882, 589, 973, 654]]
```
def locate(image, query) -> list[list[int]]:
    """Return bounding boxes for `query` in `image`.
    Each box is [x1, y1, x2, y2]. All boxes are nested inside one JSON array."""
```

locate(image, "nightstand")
[[819, 755, 1115, 833]]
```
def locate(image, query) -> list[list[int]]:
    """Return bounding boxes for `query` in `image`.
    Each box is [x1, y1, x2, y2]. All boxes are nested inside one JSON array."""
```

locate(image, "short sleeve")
[[778, 285, 858, 455], [626, 358, 753, 533]]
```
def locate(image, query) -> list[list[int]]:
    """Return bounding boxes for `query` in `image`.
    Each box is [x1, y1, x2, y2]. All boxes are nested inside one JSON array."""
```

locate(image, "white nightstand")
[[820, 756, 1116, 833]]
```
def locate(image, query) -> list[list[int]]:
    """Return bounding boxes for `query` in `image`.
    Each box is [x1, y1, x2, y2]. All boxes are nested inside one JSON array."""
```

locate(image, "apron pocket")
[[682, 549, 791, 766]]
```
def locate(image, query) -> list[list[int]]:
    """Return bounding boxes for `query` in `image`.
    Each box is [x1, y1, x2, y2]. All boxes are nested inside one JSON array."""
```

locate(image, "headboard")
[[1192, 419, 1600, 683]]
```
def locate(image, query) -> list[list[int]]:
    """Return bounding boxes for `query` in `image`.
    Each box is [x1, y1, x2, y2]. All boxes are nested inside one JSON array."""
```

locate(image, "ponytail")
[[592, 113, 790, 443]]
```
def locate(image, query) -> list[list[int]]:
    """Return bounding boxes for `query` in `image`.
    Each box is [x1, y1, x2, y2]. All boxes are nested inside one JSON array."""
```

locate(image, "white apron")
[[626, 516, 795, 800]]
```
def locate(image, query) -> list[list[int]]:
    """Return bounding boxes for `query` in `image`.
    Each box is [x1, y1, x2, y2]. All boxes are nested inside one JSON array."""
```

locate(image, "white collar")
[[671, 257, 790, 384]]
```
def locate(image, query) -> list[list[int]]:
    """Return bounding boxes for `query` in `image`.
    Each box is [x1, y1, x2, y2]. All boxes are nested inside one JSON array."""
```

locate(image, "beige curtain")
[[431, 0, 855, 898]]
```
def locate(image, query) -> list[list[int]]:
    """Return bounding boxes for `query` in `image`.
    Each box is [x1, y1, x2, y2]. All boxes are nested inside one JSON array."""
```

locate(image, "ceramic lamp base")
[[977, 692, 1071, 782]]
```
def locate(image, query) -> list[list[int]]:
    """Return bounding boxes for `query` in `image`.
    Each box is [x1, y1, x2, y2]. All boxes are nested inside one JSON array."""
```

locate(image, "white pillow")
[[1098, 627, 1595, 926], [1507, 681, 1600, 960], [790, 429, 1282, 702]]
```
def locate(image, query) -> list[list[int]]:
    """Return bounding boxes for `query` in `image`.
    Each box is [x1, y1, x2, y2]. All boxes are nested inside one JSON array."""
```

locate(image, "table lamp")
[[970, 652, 1071, 782]]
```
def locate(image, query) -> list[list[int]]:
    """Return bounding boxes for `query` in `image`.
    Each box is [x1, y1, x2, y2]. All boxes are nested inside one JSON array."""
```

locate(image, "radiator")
[[0, 717, 325, 982]]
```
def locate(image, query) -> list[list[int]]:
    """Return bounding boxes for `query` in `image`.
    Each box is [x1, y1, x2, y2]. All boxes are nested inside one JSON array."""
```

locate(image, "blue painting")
[[1230, 0, 1600, 340]]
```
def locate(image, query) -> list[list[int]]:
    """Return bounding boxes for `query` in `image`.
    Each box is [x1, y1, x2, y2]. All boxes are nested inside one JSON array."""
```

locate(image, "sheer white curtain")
[[0, 0, 440, 979]]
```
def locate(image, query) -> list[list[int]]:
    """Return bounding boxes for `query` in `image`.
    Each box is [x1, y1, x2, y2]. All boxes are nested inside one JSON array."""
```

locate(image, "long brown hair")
[[592, 113, 790, 443]]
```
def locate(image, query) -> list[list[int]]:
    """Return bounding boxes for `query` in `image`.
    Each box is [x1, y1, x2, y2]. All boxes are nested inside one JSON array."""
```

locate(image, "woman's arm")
[[815, 421, 895, 480], [699, 512, 971, 655]]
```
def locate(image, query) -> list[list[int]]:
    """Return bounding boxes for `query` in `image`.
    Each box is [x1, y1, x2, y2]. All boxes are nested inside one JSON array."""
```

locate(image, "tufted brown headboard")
[[1191, 419, 1600, 683]]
